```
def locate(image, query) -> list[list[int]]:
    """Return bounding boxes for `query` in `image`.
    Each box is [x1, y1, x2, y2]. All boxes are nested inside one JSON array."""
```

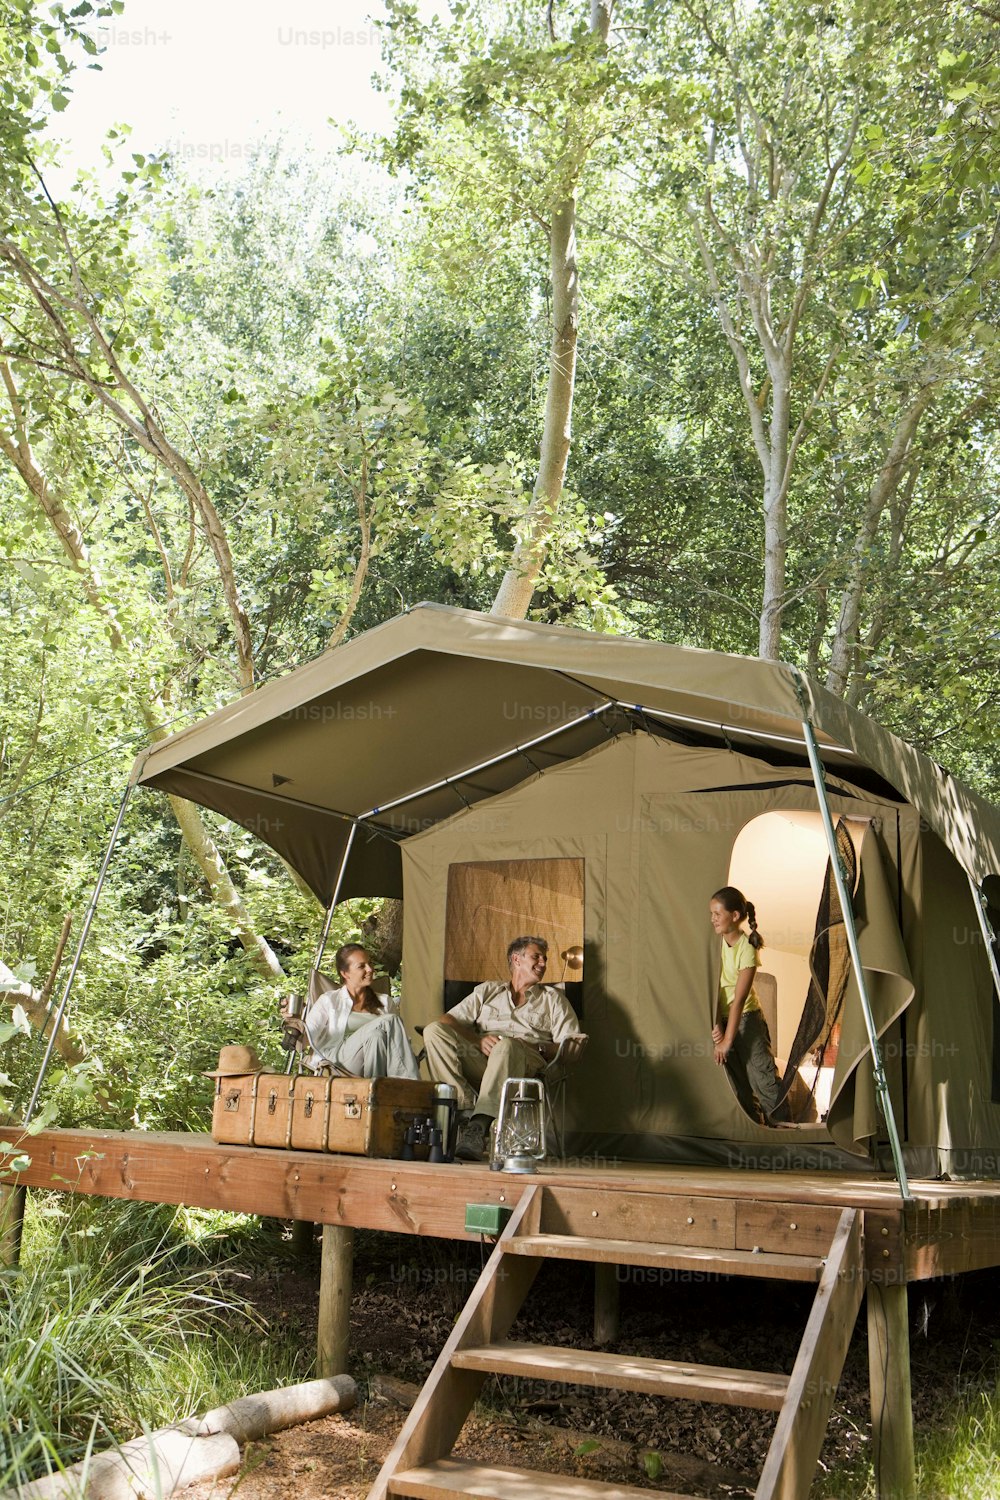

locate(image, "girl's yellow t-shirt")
[[718, 932, 760, 1017]]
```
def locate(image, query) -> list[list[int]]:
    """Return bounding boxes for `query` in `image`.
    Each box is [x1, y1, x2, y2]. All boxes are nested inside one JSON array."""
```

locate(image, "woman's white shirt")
[[304, 983, 398, 1070]]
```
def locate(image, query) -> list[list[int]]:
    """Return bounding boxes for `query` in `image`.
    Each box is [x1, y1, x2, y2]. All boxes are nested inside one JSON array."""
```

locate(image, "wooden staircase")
[[368, 1184, 865, 1500]]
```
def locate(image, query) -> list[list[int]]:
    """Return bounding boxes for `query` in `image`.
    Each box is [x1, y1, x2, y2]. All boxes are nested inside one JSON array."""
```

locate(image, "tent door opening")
[[726, 810, 870, 1129]]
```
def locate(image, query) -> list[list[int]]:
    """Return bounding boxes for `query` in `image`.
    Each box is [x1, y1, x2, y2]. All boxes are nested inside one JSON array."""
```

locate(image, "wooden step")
[[507, 1232, 825, 1282], [388, 1457, 692, 1498], [451, 1339, 789, 1410]]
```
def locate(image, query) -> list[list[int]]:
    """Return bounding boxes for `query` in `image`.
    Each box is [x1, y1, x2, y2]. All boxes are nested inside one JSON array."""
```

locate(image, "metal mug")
[[280, 993, 305, 1055]]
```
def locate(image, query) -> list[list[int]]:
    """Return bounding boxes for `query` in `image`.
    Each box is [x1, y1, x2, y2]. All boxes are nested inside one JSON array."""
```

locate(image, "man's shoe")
[[454, 1114, 490, 1162]]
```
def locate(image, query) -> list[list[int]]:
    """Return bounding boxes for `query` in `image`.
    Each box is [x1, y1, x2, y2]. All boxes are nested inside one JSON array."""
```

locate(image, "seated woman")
[[299, 943, 421, 1080]]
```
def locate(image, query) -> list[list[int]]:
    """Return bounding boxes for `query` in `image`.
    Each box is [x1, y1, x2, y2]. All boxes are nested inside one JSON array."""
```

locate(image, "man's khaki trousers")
[[421, 1022, 547, 1119]]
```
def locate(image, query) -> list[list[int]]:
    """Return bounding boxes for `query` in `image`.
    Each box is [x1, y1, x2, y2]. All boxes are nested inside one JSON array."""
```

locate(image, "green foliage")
[[0, 1195, 308, 1490], [814, 1375, 1000, 1498], [0, 0, 998, 1483]]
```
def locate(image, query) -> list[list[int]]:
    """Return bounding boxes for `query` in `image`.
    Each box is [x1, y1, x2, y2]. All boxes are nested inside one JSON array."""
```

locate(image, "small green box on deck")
[[465, 1202, 513, 1236]]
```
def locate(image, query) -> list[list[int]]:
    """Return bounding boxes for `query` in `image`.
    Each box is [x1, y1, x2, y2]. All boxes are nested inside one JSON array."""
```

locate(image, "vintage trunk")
[[211, 1073, 436, 1158]]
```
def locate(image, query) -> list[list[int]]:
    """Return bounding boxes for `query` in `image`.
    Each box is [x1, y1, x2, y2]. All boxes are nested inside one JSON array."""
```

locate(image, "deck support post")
[[0, 1183, 26, 1268], [290, 1218, 314, 1256], [318, 1223, 354, 1377], [867, 1281, 915, 1500], [593, 1263, 620, 1344]]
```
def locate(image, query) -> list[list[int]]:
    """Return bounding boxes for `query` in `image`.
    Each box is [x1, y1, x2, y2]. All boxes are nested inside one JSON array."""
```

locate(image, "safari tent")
[[130, 604, 1000, 1179]]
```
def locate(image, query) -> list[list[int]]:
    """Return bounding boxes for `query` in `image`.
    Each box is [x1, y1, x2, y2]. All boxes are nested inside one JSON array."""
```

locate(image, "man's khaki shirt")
[[448, 981, 582, 1045]]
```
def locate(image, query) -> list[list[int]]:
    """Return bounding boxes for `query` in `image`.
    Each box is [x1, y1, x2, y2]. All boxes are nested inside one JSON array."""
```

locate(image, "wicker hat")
[[204, 1043, 262, 1077]]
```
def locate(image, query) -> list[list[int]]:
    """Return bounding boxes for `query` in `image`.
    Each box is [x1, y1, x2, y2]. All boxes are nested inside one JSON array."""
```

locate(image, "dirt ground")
[[181, 1229, 1000, 1500]]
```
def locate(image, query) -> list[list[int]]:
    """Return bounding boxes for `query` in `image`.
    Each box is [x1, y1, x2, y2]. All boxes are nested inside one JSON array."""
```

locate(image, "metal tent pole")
[[286, 823, 358, 1075], [312, 823, 357, 972], [23, 776, 137, 1128], [968, 876, 1000, 1008], [799, 717, 912, 1202]]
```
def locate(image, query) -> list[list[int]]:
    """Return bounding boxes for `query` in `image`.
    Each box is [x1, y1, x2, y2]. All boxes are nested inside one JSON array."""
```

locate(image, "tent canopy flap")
[[136, 604, 1000, 898]]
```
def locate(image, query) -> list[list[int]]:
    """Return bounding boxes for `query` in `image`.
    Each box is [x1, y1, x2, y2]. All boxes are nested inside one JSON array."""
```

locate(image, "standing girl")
[[709, 887, 788, 1125]]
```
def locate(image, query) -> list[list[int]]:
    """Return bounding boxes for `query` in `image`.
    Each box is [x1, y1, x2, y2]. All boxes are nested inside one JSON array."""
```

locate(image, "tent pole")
[[23, 776, 136, 1128], [800, 717, 913, 1203], [967, 875, 1000, 1007], [357, 705, 616, 821], [312, 822, 357, 973], [286, 824, 360, 1076]]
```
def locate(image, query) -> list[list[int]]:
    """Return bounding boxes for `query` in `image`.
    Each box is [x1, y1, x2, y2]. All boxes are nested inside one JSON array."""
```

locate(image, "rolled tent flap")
[[826, 830, 915, 1153]]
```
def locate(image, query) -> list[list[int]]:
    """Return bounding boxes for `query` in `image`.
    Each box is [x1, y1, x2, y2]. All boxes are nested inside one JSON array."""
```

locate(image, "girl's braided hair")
[[712, 886, 764, 950]]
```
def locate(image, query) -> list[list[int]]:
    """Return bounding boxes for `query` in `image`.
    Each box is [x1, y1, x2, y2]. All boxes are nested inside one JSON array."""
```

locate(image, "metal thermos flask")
[[433, 1083, 458, 1162]]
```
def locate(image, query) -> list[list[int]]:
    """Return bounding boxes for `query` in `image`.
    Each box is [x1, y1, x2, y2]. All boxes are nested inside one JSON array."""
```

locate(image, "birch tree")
[[626, 0, 999, 667], [379, 0, 620, 623]]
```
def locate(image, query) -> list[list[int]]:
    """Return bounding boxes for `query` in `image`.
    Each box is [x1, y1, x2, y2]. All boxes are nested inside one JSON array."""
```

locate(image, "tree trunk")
[[0, 366, 284, 980], [490, 193, 579, 620], [759, 371, 791, 660], [1, 962, 86, 1066], [169, 795, 285, 978], [490, 0, 612, 622], [0, 248, 256, 691], [826, 387, 934, 697], [361, 898, 404, 978]]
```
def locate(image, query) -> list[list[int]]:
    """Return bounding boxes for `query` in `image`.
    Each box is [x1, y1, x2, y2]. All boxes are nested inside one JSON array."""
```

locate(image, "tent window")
[[443, 858, 584, 1014]]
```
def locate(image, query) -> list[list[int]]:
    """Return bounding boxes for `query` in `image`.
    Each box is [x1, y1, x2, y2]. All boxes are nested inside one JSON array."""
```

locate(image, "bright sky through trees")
[[54, 0, 412, 183]]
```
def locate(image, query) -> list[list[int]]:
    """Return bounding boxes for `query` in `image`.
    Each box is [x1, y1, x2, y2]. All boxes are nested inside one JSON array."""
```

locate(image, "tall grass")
[[816, 1379, 1000, 1499], [0, 1195, 310, 1491]]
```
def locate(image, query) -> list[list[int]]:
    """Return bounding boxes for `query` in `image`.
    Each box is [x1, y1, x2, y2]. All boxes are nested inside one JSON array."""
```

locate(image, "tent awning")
[[133, 604, 1000, 901]]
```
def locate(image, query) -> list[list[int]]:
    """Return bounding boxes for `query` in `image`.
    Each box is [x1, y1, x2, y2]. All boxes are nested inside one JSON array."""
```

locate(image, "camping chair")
[[542, 1033, 588, 1159]]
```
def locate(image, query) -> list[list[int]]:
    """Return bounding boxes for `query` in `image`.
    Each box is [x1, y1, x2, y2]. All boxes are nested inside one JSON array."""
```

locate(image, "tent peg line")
[[800, 713, 913, 1204], [968, 876, 1000, 1018], [24, 774, 138, 1128]]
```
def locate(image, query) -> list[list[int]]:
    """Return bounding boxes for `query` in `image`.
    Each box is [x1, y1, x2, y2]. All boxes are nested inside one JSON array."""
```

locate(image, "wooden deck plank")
[[540, 1185, 736, 1247], [387, 1459, 691, 1499], [4, 1127, 992, 1209], [507, 1233, 825, 1282], [735, 1200, 844, 1256], [3, 1129, 1000, 1282], [451, 1341, 790, 1409]]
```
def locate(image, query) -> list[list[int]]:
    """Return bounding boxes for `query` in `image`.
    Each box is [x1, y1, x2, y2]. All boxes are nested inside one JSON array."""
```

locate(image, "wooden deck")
[[6, 1127, 1000, 1497], [5, 1127, 1000, 1282]]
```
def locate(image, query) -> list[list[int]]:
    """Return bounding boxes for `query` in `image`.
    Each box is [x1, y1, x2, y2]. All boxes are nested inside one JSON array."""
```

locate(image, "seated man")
[[422, 934, 586, 1162]]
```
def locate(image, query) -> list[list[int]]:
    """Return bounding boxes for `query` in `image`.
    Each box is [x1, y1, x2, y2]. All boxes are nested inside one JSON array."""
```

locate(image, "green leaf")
[[642, 1452, 664, 1479]]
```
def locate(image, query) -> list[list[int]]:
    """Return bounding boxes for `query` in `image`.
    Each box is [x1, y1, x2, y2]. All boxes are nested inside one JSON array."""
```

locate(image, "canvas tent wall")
[[400, 730, 1000, 1171], [131, 604, 1000, 1176]]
